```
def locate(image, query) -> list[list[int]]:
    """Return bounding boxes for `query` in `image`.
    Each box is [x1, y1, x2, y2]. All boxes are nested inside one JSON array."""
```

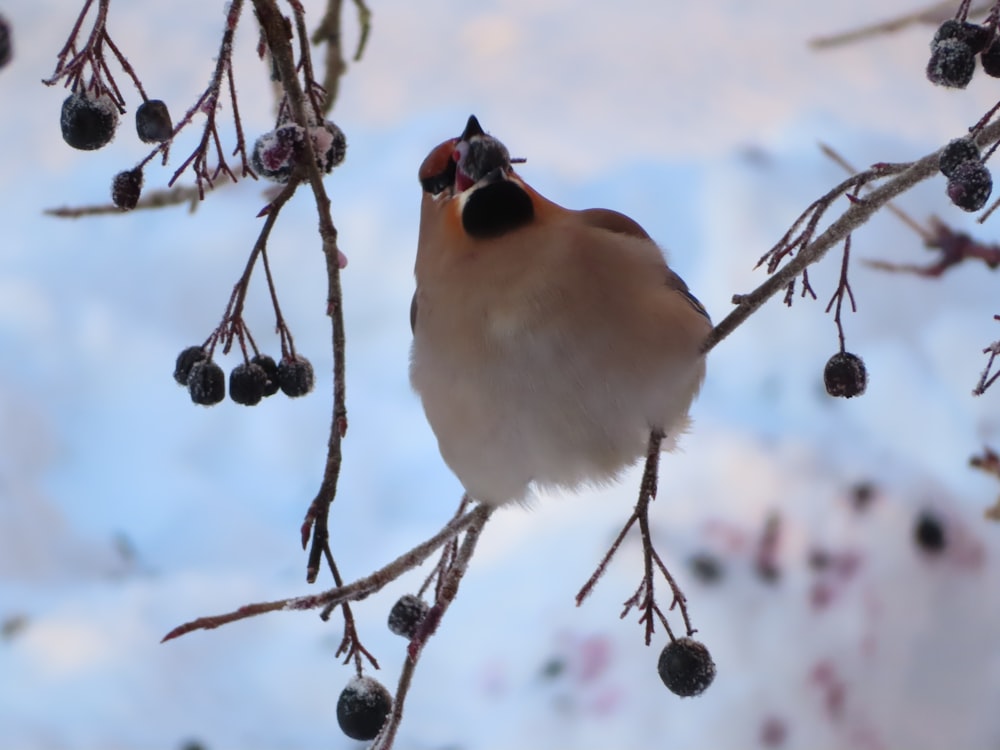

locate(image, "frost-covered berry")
[[111, 168, 143, 210], [61, 92, 119, 151], [932, 19, 991, 54], [336, 675, 392, 741], [277, 354, 314, 397], [251, 124, 302, 182], [982, 38, 1000, 77], [135, 99, 173, 143], [947, 160, 993, 211], [311, 120, 347, 173], [926, 38, 976, 88], [939, 137, 980, 178], [387, 594, 429, 639], [657, 638, 716, 697], [0, 14, 12, 70], [229, 362, 269, 406], [174, 346, 208, 386], [823, 352, 868, 398], [252, 121, 347, 182], [187, 360, 226, 406], [914, 511, 947, 553], [250, 354, 279, 397]]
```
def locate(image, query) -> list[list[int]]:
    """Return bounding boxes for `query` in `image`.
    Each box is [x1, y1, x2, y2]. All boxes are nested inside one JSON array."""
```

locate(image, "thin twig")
[[809, 0, 993, 49], [254, 0, 350, 585], [703, 118, 1000, 355], [162, 504, 486, 642]]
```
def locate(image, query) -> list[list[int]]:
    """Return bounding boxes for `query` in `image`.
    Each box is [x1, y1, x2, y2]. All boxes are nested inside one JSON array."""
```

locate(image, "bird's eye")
[[420, 159, 456, 195]]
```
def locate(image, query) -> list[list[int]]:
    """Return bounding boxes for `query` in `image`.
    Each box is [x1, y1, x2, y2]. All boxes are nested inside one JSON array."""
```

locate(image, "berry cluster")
[[61, 93, 172, 155], [251, 118, 347, 183], [939, 137, 993, 212], [926, 19, 998, 89], [823, 351, 868, 399], [173, 346, 314, 406], [60, 90, 173, 211]]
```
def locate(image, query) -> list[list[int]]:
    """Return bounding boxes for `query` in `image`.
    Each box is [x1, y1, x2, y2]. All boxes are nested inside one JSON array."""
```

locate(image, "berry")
[[61, 92, 119, 151], [336, 675, 392, 741], [111, 168, 143, 210], [964, 24, 993, 54], [938, 137, 980, 178], [252, 122, 347, 182], [187, 360, 225, 406], [932, 20, 991, 54], [914, 511, 947, 553], [250, 354, 280, 397], [0, 14, 12, 70], [311, 120, 347, 173], [947, 160, 993, 211], [229, 362, 268, 406], [688, 552, 724, 584], [387, 594, 429, 639], [982, 38, 1000, 77], [823, 352, 868, 398], [135, 99, 173, 143], [174, 346, 207, 386], [251, 124, 302, 182], [657, 638, 716, 697], [277, 354, 314, 397], [926, 38, 976, 89]]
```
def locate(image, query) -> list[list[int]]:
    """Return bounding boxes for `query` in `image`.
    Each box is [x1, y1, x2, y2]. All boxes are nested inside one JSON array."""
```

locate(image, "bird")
[[410, 115, 711, 506]]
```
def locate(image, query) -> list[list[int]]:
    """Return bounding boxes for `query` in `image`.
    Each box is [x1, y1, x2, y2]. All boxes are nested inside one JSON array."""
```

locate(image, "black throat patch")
[[461, 179, 534, 239]]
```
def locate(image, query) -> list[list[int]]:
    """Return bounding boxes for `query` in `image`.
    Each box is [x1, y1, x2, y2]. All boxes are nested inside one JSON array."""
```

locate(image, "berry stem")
[[321, 544, 379, 674], [577, 431, 696, 643]]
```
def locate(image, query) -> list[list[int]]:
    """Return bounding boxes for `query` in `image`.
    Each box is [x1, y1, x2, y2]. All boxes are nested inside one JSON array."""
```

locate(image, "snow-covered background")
[[2, 0, 1000, 748]]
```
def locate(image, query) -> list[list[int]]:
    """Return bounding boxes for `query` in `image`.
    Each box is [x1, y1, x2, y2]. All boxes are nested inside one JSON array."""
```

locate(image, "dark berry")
[[932, 20, 991, 53], [250, 124, 302, 182], [111, 168, 143, 210], [657, 637, 716, 697], [0, 14, 12, 70], [277, 354, 314, 397], [387, 594, 429, 639], [229, 362, 268, 406], [939, 137, 980, 178], [982, 38, 1000, 77], [823, 352, 868, 398], [927, 38, 976, 89], [250, 354, 279, 397], [135, 99, 173, 143], [947, 160, 993, 211], [963, 24, 993, 54], [688, 552, 724, 584], [187, 360, 226, 406], [312, 120, 346, 173], [914, 511, 947, 553], [336, 675, 392, 741], [61, 92, 119, 151], [174, 346, 208, 386]]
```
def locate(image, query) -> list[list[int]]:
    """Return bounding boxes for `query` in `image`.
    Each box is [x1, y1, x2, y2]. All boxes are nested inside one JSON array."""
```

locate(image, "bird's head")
[[417, 115, 534, 238]]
